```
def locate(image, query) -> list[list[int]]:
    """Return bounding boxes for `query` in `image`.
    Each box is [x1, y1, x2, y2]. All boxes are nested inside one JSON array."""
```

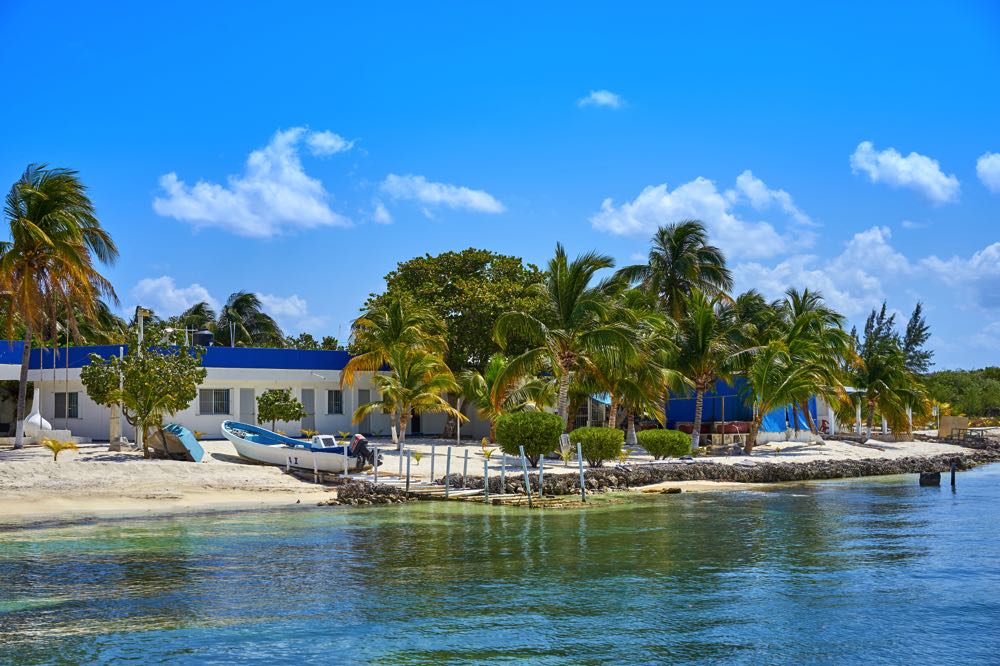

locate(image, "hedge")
[[495, 411, 564, 467], [637, 429, 690, 459], [571, 426, 624, 468]]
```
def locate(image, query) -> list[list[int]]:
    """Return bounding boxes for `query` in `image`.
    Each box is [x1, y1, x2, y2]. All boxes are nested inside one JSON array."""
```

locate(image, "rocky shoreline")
[[316, 478, 415, 506], [437, 444, 1000, 496]]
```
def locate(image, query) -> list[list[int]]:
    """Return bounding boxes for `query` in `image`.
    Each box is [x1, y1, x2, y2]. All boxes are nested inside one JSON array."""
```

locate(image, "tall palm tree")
[[494, 243, 639, 429], [459, 353, 554, 442], [215, 292, 283, 347], [616, 221, 733, 320], [674, 289, 738, 452], [354, 347, 465, 448], [341, 298, 446, 388], [741, 341, 819, 453], [1, 165, 118, 448]]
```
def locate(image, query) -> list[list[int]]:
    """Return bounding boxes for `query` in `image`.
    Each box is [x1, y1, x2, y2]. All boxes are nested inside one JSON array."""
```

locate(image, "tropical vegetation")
[[256, 388, 308, 431], [494, 410, 564, 466]]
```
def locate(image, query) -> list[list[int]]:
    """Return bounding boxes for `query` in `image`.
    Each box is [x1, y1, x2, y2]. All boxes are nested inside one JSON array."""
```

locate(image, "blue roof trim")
[[9, 343, 351, 371]]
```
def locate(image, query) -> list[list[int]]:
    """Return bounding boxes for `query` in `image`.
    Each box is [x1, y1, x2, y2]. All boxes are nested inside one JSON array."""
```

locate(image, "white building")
[[0, 344, 492, 442]]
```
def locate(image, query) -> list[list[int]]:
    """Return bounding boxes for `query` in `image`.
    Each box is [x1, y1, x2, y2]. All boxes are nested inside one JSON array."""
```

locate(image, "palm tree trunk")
[[746, 417, 761, 454], [398, 410, 409, 450], [557, 370, 571, 430], [626, 412, 637, 447], [800, 400, 817, 434], [13, 326, 32, 450], [691, 387, 704, 453], [608, 394, 619, 429], [791, 404, 799, 436], [490, 418, 497, 443], [866, 399, 875, 436]]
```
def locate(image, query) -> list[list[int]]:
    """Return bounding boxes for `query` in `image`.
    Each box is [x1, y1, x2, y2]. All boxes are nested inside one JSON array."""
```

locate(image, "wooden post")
[[343, 439, 349, 477], [463, 448, 469, 488], [398, 447, 404, 477], [538, 454, 545, 498], [500, 453, 507, 494], [577, 442, 586, 502], [445, 446, 452, 499], [519, 445, 533, 508], [373, 447, 379, 483], [483, 459, 489, 501], [405, 450, 412, 493], [430, 444, 436, 482], [951, 461, 957, 487]]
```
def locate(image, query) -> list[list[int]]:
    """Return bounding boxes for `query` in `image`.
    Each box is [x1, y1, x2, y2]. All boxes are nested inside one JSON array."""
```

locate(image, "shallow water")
[[2, 466, 1000, 665]]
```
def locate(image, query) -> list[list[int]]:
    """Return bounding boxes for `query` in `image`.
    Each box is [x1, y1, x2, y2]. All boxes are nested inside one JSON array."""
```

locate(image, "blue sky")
[[2, 2, 999, 368]]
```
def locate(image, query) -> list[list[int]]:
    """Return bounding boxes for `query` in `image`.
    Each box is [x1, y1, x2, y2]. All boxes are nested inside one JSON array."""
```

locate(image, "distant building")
[[0, 343, 492, 441]]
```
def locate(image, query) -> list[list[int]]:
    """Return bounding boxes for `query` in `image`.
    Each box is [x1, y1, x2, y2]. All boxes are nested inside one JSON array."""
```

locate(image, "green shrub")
[[571, 426, 623, 468], [637, 429, 690, 459], [495, 411, 564, 467]]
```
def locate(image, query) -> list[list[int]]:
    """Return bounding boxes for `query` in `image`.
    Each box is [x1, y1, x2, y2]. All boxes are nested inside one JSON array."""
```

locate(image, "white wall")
[[30, 364, 492, 441]]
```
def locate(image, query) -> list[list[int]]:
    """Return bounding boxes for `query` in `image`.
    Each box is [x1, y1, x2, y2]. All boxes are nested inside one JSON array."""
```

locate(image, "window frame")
[[327, 389, 343, 415], [54, 391, 80, 419], [199, 388, 231, 416]]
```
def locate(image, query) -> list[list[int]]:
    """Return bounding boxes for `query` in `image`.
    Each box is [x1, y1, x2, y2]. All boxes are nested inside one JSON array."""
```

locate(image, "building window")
[[54, 392, 79, 419], [327, 389, 343, 415], [199, 389, 230, 415]]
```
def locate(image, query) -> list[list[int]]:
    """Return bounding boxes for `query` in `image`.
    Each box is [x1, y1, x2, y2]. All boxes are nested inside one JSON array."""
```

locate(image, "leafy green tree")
[[285, 332, 320, 350], [903, 302, 933, 374], [741, 341, 819, 453], [256, 388, 308, 431], [2, 164, 119, 449], [495, 243, 639, 429], [81, 323, 206, 459], [616, 221, 733, 320], [364, 248, 545, 372], [495, 410, 563, 466], [924, 368, 1000, 417], [320, 336, 344, 350], [354, 348, 464, 448]]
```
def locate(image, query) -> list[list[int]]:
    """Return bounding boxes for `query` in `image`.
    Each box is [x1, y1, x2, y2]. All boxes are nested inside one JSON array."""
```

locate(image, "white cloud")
[[307, 130, 354, 156], [850, 141, 960, 204], [372, 200, 393, 224], [590, 174, 811, 259], [976, 152, 1000, 193], [381, 174, 505, 214], [726, 170, 813, 226], [133, 276, 219, 317], [257, 293, 328, 334], [922, 242, 1000, 309], [900, 219, 927, 230], [153, 127, 351, 238], [734, 226, 912, 317], [577, 89, 625, 109]]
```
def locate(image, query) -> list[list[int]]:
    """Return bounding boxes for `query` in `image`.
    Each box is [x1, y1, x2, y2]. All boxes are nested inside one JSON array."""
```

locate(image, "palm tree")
[[849, 303, 925, 435], [673, 289, 738, 452], [494, 243, 639, 429], [216, 292, 283, 347], [341, 298, 446, 389], [741, 341, 820, 453], [354, 347, 465, 449], [616, 221, 733, 320], [1, 165, 118, 449], [459, 353, 553, 442]]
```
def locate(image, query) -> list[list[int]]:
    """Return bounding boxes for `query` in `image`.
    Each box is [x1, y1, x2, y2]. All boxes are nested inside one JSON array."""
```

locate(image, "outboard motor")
[[351, 434, 383, 468]]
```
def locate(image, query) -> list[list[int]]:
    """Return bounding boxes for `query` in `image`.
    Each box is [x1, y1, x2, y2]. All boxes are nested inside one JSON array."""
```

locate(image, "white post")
[[538, 454, 544, 498], [430, 444, 436, 482], [577, 442, 586, 502], [343, 439, 349, 477], [500, 453, 507, 494], [881, 416, 888, 435], [405, 450, 411, 493], [855, 400, 862, 435], [483, 459, 489, 501], [445, 446, 452, 499], [462, 448, 469, 488], [373, 447, 379, 483]]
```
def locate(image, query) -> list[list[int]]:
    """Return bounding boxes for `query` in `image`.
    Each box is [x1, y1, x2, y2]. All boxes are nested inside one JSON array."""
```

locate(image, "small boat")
[[221, 420, 362, 472], [147, 423, 206, 462]]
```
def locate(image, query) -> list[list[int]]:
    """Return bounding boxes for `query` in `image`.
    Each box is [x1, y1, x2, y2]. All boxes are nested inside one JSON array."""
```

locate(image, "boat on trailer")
[[221, 420, 362, 473]]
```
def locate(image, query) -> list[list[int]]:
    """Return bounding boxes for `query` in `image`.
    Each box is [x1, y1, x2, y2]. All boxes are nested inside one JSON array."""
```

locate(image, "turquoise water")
[[3, 467, 1000, 665]]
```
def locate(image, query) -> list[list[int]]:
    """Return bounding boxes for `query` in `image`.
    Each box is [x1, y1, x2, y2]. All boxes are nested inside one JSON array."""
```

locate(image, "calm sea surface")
[[2, 465, 1000, 665]]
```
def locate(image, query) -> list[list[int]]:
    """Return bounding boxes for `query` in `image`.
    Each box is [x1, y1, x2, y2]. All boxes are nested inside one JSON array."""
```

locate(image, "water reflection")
[[2, 467, 1000, 664]]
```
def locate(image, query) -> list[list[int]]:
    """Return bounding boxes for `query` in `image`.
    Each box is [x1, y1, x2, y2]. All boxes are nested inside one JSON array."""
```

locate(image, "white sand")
[[0, 435, 969, 525]]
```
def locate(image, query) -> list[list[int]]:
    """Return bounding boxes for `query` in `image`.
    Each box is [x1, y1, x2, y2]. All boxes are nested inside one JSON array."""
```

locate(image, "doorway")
[[239, 388, 255, 424], [301, 389, 315, 432]]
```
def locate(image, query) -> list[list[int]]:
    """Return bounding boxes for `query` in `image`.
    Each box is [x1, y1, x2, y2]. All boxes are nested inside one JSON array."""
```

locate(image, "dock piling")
[[538, 454, 545, 498], [483, 459, 489, 501], [577, 442, 586, 502], [445, 446, 452, 499], [373, 447, 379, 484], [500, 454, 507, 493], [951, 461, 957, 487], [405, 450, 411, 493], [430, 444, 436, 482], [398, 447, 404, 477], [519, 445, 533, 509], [463, 449, 469, 488]]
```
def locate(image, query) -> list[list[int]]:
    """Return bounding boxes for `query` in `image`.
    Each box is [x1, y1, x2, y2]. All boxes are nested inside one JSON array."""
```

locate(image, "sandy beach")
[[0, 434, 975, 526]]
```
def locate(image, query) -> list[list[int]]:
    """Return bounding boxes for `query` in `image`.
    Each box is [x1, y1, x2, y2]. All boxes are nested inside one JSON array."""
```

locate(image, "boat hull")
[[221, 421, 357, 473]]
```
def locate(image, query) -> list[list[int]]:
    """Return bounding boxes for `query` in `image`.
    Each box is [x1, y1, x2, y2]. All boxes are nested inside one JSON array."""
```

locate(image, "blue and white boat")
[[148, 423, 206, 462], [221, 420, 361, 472]]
